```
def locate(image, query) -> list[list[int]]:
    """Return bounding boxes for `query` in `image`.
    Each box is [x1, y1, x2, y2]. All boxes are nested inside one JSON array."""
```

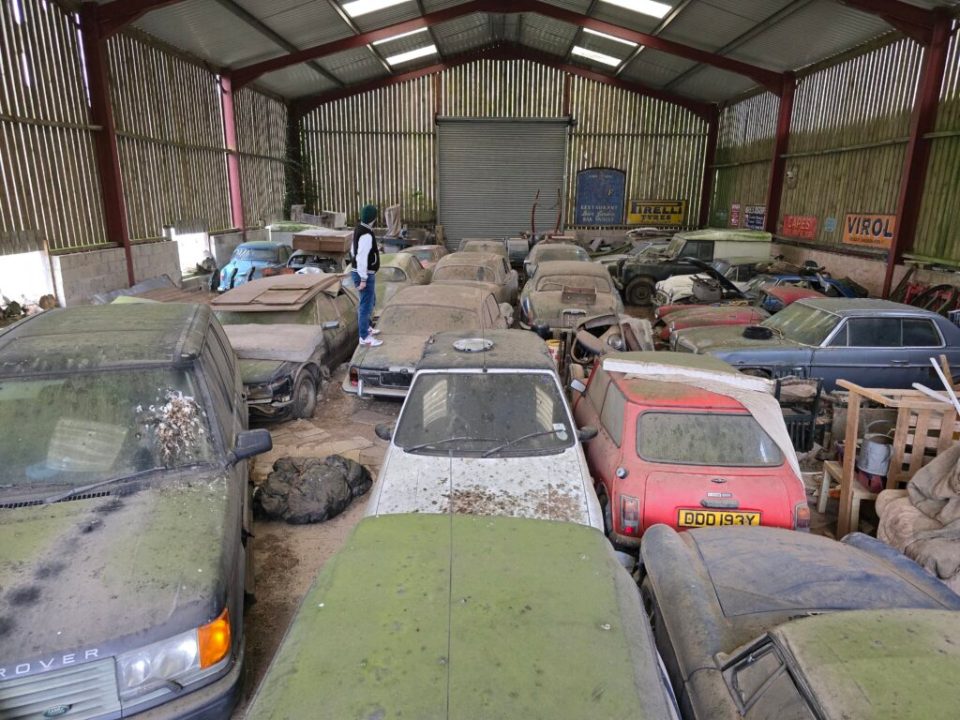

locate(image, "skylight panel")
[[600, 0, 672, 19], [571, 46, 621, 67], [583, 28, 638, 47], [385, 45, 438, 66], [372, 27, 428, 46], [342, 0, 409, 19]]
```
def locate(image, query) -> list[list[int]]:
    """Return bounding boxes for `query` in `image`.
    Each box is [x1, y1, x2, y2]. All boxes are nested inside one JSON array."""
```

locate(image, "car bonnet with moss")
[[0, 304, 271, 719]]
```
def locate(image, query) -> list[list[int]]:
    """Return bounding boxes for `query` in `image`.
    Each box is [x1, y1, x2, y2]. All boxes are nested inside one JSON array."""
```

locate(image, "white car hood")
[[368, 446, 603, 531]]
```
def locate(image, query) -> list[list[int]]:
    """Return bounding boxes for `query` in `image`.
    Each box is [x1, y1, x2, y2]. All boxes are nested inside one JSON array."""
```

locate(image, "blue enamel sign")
[[575, 168, 626, 226]]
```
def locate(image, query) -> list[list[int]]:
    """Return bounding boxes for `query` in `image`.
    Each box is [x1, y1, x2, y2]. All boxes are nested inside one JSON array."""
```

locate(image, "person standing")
[[351, 203, 382, 346]]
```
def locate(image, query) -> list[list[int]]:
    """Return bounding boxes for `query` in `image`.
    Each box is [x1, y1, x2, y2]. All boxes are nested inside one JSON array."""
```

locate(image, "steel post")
[[220, 73, 246, 234], [698, 105, 719, 227], [764, 72, 796, 235]]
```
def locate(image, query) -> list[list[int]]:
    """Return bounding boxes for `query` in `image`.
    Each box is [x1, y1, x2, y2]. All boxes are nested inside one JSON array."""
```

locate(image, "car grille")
[[379, 372, 412, 388], [0, 659, 121, 720]]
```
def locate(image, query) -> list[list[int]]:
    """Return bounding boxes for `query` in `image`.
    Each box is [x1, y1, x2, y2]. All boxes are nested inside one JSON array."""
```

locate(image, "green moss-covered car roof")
[[777, 609, 960, 719], [0, 304, 209, 375], [246, 514, 674, 720]]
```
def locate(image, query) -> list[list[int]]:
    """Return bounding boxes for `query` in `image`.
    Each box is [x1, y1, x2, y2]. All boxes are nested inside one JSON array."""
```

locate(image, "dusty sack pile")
[[254, 455, 373, 524]]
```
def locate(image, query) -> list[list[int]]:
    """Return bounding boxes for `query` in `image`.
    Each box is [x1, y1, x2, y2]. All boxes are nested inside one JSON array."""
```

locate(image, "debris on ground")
[[254, 455, 372, 524]]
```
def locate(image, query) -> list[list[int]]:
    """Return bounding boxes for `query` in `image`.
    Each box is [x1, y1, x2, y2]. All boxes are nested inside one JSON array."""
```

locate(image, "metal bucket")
[[856, 420, 894, 477]]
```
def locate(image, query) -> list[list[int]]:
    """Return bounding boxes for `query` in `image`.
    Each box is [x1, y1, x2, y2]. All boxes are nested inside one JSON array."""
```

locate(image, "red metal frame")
[[79, 3, 135, 286], [698, 105, 719, 227], [220, 73, 246, 233], [764, 72, 796, 235], [882, 11, 952, 298]]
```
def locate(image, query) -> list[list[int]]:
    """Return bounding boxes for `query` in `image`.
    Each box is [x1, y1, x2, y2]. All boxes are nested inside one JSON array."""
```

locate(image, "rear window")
[[637, 412, 783, 467], [434, 265, 496, 283], [536, 275, 612, 293]]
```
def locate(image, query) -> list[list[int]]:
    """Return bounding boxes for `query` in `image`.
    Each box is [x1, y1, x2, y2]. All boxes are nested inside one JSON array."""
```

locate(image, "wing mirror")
[[577, 425, 598, 442], [570, 378, 587, 394], [375, 423, 395, 442], [321, 319, 341, 330], [227, 429, 273, 466]]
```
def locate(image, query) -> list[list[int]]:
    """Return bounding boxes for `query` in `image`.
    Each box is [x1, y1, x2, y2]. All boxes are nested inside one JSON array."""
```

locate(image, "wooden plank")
[[888, 406, 914, 489], [838, 390, 863, 537], [908, 410, 933, 478]]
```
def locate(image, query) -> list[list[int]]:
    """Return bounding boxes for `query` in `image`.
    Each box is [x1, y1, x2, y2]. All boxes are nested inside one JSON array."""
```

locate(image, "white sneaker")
[[359, 336, 383, 347], [368, 327, 381, 335]]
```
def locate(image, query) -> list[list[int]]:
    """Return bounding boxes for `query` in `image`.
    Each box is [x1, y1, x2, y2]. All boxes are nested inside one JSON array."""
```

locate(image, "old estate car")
[[431, 251, 520, 305], [373, 252, 431, 314], [519, 260, 624, 331], [459, 238, 509, 260], [398, 243, 448, 270], [673, 298, 960, 390], [262, 249, 341, 276], [213, 274, 359, 419], [523, 241, 590, 277], [0, 304, 271, 719], [215, 241, 292, 292], [369, 330, 603, 530], [640, 525, 960, 720], [342, 284, 511, 398], [572, 352, 807, 548], [245, 514, 679, 720]]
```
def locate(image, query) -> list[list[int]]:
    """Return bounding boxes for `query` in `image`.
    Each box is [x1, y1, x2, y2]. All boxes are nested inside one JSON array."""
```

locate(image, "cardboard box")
[[292, 229, 352, 254]]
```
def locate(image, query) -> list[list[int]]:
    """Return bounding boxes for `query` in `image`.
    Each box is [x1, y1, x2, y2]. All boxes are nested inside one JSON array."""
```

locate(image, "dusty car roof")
[[435, 251, 503, 269], [400, 244, 444, 253], [236, 241, 280, 250], [796, 297, 934, 316], [673, 229, 772, 243], [534, 260, 612, 278], [245, 514, 674, 720], [529, 243, 586, 258], [211, 273, 342, 312], [776, 609, 960, 718], [0, 303, 210, 374], [418, 329, 554, 371], [385, 284, 491, 309]]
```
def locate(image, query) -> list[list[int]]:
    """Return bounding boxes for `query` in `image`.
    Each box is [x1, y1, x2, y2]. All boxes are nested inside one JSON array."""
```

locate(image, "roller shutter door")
[[437, 118, 568, 246]]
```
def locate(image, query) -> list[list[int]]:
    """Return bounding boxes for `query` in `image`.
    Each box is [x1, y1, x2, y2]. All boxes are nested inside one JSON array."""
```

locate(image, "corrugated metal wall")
[[301, 59, 707, 227], [235, 88, 287, 227], [107, 33, 230, 238], [0, 0, 106, 253], [916, 19, 960, 262]]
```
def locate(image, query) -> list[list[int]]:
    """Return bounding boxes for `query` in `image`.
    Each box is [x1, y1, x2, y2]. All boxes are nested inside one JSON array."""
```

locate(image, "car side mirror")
[[577, 425, 598, 442], [375, 423, 394, 442], [570, 378, 587, 394], [499, 302, 513, 319], [228, 429, 272, 466], [321, 319, 340, 330]]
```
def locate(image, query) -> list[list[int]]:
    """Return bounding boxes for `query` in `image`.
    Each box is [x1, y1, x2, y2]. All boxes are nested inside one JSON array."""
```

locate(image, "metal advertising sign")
[[627, 199, 687, 226], [575, 168, 626, 226], [744, 205, 766, 230], [842, 213, 896, 249], [781, 215, 818, 241], [729, 203, 741, 227]]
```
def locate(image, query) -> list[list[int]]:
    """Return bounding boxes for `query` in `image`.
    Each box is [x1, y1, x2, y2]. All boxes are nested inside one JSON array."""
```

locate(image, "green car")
[[246, 514, 679, 719]]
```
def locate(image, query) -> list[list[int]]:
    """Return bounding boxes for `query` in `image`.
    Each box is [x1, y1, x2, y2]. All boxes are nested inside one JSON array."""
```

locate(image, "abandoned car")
[[398, 243, 449, 270], [215, 241, 292, 292], [373, 252, 432, 314], [640, 524, 960, 720], [368, 330, 603, 530], [0, 303, 272, 719], [213, 274, 359, 419], [653, 256, 766, 307], [519, 260, 624, 332], [572, 352, 806, 548], [244, 514, 679, 720], [523, 241, 590, 278], [262, 249, 341, 276], [459, 238, 509, 260], [342, 284, 511, 399], [672, 298, 960, 390], [431, 251, 520, 306]]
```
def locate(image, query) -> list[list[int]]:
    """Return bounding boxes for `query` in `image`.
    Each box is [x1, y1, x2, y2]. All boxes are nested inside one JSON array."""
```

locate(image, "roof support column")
[[220, 73, 246, 234], [79, 3, 135, 286], [284, 106, 304, 216], [882, 12, 951, 298], [764, 72, 795, 235], [698, 105, 719, 227]]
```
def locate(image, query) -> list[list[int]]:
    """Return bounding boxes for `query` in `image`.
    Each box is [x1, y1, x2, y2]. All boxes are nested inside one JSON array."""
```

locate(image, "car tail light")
[[620, 494, 641, 536], [349, 367, 359, 387], [794, 501, 811, 531]]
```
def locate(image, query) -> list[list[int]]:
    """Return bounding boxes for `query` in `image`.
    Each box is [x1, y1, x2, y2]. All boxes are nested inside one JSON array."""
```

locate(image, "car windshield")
[[234, 247, 277, 262], [434, 266, 496, 283], [216, 305, 315, 325], [660, 235, 686, 258], [763, 303, 840, 345], [536, 275, 612, 293], [379, 267, 408, 282], [537, 247, 588, 262], [378, 306, 479, 334], [409, 249, 436, 261], [0, 369, 216, 491], [394, 372, 573, 456], [637, 412, 783, 467]]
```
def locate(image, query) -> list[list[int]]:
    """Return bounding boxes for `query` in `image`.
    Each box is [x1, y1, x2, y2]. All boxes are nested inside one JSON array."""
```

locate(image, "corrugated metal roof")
[[659, 0, 798, 51], [620, 52, 697, 89], [432, 13, 494, 56], [257, 63, 340, 98], [320, 46, 388, 84], [518, 14, 577, 55], [669, 65, 760, 103], [236, 0, 353, 48]]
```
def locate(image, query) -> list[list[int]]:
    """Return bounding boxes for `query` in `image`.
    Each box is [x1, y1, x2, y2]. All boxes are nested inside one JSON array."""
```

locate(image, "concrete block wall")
[[52, 241, 182, 307]]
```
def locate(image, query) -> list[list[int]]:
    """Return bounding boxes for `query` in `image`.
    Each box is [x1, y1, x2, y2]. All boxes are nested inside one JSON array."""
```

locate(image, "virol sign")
[[843, 213, 896, 249]]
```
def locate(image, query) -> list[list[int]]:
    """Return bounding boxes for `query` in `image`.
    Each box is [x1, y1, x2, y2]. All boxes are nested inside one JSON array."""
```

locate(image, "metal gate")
[[437, 118, 568, 245]]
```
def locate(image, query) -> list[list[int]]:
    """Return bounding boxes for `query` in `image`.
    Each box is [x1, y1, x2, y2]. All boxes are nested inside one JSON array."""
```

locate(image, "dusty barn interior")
[[4, 0, 960, 718]]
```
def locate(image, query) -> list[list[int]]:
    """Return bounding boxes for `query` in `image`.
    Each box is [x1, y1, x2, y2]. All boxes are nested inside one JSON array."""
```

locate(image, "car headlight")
[[116, 609, 231, 700]]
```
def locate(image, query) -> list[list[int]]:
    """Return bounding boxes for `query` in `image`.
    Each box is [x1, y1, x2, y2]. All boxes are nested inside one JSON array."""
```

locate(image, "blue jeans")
[[352, 271, 375, 339]]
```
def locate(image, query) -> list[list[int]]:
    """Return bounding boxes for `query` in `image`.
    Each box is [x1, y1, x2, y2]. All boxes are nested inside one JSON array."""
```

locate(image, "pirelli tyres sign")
[[628, 199, 687, 226]]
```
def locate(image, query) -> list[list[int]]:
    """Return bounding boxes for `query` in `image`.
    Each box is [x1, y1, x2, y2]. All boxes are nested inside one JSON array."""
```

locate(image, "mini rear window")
[[637, 412, 783, 467]]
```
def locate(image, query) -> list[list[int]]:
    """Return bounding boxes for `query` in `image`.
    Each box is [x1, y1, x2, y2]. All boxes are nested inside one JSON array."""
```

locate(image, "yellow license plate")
[[677, 509, 761, 528]]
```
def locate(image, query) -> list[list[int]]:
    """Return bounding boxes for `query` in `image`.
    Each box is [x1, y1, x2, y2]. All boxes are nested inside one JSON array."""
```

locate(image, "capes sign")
[[843, 213, 896, 249], [782, 215, 818, 241]]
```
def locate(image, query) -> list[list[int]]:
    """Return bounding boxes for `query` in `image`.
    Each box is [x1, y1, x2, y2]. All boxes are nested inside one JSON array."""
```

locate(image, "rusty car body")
[[431, 251, 520, 305]]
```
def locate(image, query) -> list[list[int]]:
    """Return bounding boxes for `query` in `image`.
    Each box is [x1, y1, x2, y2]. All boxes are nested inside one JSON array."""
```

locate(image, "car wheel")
[[625, 278, 655, 306], [291, 373, 317, 419]]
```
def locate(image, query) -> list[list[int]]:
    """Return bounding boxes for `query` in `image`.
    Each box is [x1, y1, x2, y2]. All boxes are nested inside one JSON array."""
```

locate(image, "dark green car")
[[246, 514, 679, 719]]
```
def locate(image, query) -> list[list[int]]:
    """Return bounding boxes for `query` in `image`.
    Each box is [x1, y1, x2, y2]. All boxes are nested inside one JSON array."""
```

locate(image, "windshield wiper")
[[403, 436, 495, 453], [43, 464, 195, 504], [481, 429, 565, 458]]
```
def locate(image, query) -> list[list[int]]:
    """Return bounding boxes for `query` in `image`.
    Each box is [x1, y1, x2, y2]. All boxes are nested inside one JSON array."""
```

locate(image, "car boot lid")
[[223, 323, 325, 363]]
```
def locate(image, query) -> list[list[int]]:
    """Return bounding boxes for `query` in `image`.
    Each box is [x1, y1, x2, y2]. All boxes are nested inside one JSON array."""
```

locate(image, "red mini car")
[[573, 351, 808, 549]]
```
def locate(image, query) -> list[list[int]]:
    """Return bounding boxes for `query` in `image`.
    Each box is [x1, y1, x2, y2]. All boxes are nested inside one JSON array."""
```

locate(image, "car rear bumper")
[[340, 373, 409, 399]]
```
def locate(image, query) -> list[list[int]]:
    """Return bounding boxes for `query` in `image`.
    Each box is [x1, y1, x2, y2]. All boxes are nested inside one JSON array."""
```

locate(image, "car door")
[[483, 294, 508, 329], [812, 316, 907, 388], [577, 371, 623, 505], [679, 240, 713, 262]]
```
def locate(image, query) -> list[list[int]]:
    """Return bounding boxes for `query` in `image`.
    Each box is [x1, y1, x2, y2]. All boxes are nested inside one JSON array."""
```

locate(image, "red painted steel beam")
[[293, 44, 713, 119], [764, 72, 796, 235], [79, 3, 135, 286], [698, 104, 719, 227], [882, 12, 952, 298], [97, 0, 185, 38], [839, 0, 938, 44], [233, 0, 783, 93], [220, 74, 246, 233]]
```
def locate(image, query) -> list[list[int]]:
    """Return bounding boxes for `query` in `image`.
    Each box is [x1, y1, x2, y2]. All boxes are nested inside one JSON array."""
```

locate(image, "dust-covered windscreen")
[[637, 412, 783, 467], [763, 303, 839, 346], [433, 266, 496, 284], [0, 369, 216, 490], [536, 275, 613, 293], [394, 372, 573, 456], [234, 247, 278, 262], [378, 306, 479, 334]]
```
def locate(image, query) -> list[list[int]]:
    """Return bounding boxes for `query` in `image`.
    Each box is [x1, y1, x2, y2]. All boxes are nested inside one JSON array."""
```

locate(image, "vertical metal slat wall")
[[235, 88, 287, 227]]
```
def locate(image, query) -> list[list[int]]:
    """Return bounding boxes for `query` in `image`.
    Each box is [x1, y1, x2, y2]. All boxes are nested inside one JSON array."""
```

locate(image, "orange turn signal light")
[[198, 608, 231, 668]]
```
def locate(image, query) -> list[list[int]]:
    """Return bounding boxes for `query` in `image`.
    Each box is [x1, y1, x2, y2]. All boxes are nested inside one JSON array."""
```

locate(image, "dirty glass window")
[[847, 318, 900, 347], [378, 306, 478, 334], [637, 413, 783, 467], [434, 266, 496, 283], [903, 319, 941, 347], [763, 304, 839, 346], [379, 267, 408, 283], [235, 247, 278, 262], [585, 369, 611, 413], [394, 372, 573, 456], [0, 369, 216, 491], [408, 248, 436, 262], [537, 247, 589, 263], [536, 275, 613, 293], [599, 385, 626, 447], [724, 642, 815, 720]]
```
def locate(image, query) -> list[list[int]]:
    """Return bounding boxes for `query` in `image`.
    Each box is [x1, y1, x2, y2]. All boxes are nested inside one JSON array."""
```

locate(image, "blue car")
[[216, 241, 292, 292]]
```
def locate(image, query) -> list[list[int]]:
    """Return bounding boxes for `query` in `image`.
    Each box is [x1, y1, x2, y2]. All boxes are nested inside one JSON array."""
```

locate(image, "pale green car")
[[373, 253, 431, 315]]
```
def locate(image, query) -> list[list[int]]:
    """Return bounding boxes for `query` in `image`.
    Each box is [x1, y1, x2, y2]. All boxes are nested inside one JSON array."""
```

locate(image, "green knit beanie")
[[360, 204, 378, 224]]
